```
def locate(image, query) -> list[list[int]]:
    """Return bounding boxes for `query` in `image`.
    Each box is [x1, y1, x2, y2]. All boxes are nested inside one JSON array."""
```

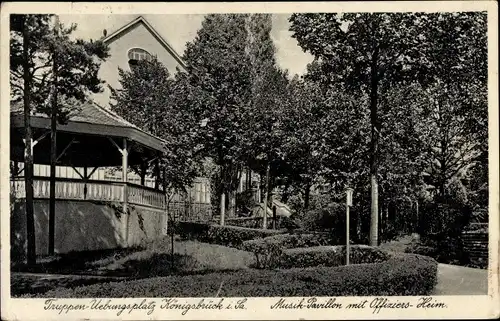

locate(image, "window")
[[127, 48, 152, 67]]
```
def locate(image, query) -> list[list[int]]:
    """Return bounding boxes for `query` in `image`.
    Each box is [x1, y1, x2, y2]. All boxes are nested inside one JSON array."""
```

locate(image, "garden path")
[[433, 263, 488, 295]]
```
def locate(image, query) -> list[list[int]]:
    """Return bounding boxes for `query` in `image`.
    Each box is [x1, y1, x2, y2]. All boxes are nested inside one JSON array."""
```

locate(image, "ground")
[[12, 235, 488, 297], [434, 263, 488, 295]]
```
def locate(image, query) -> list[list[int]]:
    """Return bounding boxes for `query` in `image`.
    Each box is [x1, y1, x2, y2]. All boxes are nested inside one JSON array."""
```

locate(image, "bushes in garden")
[[174, 221, 284, 248], [406, 225, 489, 269], [33, 253, 437, 298], [278, 245, 389, 269], [241, 232, 342, 268], [242, 233, 388, 269]]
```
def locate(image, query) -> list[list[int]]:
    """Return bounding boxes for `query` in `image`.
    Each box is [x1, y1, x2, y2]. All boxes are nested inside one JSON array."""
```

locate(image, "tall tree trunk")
[[226, 165, 240, 217], [48, 38, 59, 255], [219, 192, 226, 225], [369, 45, 380, 247], [22, 16, 36, 265], [227, 190, 236, 217], [304, 182, 311, 210], [262, 160, 270, 229]]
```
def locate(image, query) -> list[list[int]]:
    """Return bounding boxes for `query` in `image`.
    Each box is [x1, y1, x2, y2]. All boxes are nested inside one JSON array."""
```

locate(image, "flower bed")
[[31, 253, 438, 298]]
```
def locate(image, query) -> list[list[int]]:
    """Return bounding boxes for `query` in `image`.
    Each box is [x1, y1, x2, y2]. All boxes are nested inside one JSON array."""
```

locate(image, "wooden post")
[[346, 188, 353, 266], [122, 138, 129, 246], [83, 166, 88, 199], [154, 157, 160, 190], [346, 204, 350, 266]]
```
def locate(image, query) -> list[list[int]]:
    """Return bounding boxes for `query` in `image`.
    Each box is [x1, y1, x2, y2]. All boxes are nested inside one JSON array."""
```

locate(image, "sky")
[[59, 14, 314, 77]]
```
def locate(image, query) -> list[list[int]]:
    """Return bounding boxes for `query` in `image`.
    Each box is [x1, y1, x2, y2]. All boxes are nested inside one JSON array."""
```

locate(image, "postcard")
[[1, 1, 498, 320]]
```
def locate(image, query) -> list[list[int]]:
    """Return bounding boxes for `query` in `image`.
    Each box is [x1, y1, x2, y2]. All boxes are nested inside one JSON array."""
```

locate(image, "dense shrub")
[[409, 227, 489, 269], [33, 253, 437, 297], [419, 199, 472, 237], [405, 235, 470, 266], [405, 243, 437, 258], [174, 221, 284, 248], [302, 202, 345, 231], [278, 245, 390, 269]]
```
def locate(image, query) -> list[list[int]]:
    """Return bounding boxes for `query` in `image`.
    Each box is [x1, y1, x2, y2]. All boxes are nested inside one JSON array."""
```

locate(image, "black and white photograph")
[[1, 1, 498, 320]]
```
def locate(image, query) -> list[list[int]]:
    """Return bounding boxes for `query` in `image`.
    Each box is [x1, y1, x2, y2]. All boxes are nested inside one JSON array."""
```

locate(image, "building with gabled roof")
[[93, 15, 187, 108]]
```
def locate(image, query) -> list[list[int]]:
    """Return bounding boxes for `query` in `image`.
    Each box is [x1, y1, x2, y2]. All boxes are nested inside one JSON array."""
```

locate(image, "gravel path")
[[433, 263, 488, 295]]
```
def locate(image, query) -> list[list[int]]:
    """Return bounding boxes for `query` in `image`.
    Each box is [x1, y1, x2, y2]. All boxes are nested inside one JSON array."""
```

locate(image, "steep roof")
[[102, 15, 187, 70], [11, 100, 138, 128]]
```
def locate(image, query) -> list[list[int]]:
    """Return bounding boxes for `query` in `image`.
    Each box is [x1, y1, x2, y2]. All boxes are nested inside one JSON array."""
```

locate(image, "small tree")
[[181, 14, 254, 222]]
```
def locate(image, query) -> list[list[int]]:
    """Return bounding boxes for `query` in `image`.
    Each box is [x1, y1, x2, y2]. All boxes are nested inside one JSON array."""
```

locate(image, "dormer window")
[[128, 48, 152, 68]]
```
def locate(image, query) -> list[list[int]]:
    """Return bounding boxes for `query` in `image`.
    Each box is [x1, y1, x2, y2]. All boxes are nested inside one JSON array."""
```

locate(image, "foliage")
[[179, 14, 287, 218], [110, 58, 201, 191], [235, 190, 256, 215], [405, 239, 469, 267], [275, 76, 332, 208], [289, 12, 432, 245], [31, 253, 438, 297], [181, 14, 253, 195], [288, 12, 488, 243], [11, 15, 109, 122]]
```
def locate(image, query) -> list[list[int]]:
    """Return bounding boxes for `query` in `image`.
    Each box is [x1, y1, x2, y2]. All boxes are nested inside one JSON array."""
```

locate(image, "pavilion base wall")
[[11, 200, 166, 259]]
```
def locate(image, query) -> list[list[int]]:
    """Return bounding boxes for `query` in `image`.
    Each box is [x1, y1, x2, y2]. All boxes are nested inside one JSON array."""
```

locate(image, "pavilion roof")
[[10, 100, 166, 155]]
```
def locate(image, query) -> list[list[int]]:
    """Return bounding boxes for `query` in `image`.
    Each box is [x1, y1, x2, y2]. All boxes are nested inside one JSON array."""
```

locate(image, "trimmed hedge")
[[33, 253, 438, 297], [174, 221, 284, 248], [278, 245, 389, 269], [241, 232, 343, 268]]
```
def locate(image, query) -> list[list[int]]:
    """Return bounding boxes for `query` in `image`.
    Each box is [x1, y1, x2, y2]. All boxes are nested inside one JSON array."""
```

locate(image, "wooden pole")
[[346, 203, 350, 266], [154, 157, 160, 190], [83, 166, 88, 199], [346, 187, 353, 266], [21, 15, 37, 265]]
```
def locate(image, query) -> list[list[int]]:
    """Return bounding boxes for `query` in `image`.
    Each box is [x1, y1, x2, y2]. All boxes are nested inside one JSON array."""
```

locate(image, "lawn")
[[11, 237, 255, 296]]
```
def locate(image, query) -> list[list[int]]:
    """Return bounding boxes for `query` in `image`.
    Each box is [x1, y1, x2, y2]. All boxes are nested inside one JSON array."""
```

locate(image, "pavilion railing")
[[127, 182, 165, 209], [11, 176, 213, 219], [10, 177, 163, 210]]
